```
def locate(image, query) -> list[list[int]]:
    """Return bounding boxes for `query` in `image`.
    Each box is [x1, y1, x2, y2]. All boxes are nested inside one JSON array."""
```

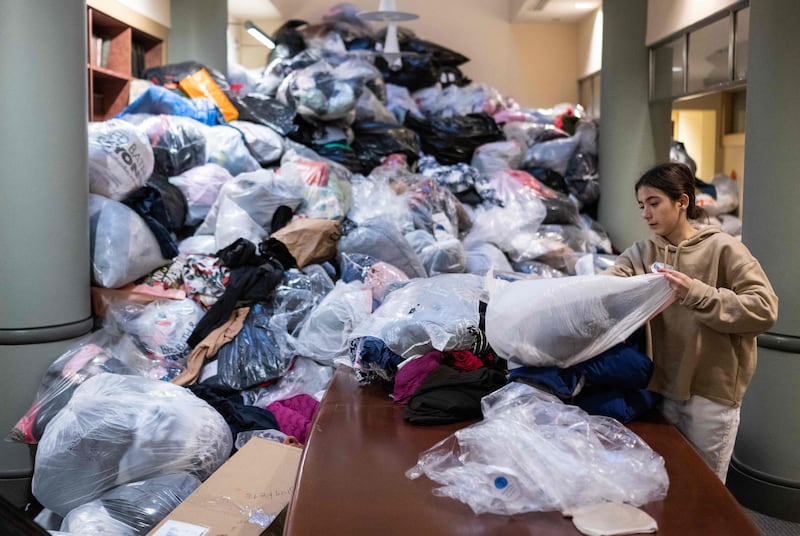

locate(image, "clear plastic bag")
[[404, 229, 467, 276], [242, 356, 334, 409], [9, 330, 135, 445], [337, 217, 428, 279], [347, 173, 414, 232], [295, 280, 373, 365], [103, 298, 205, 372], [168, 163, 233, 227], [229, 120, 285, 166], [88, 119, 154, 201], [59, 473, 200, 535], [196, 168, 304, 249], [349, 273, 485, 361], [485, 273, 675, 368], [204, 124, 261, 176], [464, 241, 514, 275], [32, 374, 231, 516], [407, 382, 668, 515], [89, 194, 172, 288], [471, 140, 524, 177]]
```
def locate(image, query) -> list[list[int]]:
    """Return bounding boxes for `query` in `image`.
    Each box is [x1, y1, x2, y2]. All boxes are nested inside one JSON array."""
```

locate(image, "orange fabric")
[[179, 68, 239, 122]]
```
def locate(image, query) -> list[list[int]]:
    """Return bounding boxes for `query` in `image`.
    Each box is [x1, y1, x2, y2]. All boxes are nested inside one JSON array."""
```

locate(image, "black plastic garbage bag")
[[405, 113, 504, 165], [351, 120, 421, 170], [229, 94, 298, 136], [312, 143, 373, 175], [268, 19, 308, 63], [375, 54, 439, 93]]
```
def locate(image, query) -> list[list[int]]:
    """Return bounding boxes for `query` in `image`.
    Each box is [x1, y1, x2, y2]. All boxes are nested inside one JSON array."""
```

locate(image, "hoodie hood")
[[651, 226, 721, 270]]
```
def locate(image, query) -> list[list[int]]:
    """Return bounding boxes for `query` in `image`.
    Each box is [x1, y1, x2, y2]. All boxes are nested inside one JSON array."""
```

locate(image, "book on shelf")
[[90, 35, 111, 68]]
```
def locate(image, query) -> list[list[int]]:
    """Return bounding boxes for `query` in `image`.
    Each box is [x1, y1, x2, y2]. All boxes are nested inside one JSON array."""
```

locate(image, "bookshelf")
[[87, 7, 163, 121]]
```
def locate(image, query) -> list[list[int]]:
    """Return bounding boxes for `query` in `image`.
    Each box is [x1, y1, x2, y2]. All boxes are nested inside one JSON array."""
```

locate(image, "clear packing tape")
[[407, 382, 669, 515]]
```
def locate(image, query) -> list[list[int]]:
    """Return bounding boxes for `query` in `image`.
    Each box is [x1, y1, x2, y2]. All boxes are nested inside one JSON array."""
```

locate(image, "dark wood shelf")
[[87, 7, 162, 122]]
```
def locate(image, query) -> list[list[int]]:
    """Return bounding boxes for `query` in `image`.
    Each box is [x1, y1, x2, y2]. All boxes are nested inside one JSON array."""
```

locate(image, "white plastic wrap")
[[168, 163, 233, 227], [89, 194, 171, 288], [696, 174, 739, 216], [347, 173, 414, 232], [464, 241, 514, 275], [404, 229, 467, 276], [33, 374, 232, 516], [204, 124, 261, 176], [88, 119, 154, 201], [464, 201, 547, 263], [103, 298, 205, 371], [407, 382, 669, 515], [59, 473, 200, 535], [523, 135, 580, 176], [196, 168, 304, 249], [229, 120, 286, 166], [277, 61, 358, 122], [471, 140, 524, 177], [485, 273, 675, 368], [10, 330, 135, 445], [296, 280, 373, 365], [349, 273, 485, 360], [243, 356, 334, 409]]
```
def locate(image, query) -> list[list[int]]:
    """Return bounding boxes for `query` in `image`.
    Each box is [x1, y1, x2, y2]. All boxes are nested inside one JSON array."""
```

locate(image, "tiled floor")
[[747, 508, 800, 536]]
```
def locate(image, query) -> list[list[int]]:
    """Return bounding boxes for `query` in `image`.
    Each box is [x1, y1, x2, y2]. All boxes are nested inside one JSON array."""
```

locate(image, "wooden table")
[[284, 366, 760, 535]]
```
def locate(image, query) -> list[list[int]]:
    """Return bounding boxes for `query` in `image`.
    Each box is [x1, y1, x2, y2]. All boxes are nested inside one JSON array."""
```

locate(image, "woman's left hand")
[[658, 268, 692, 300]]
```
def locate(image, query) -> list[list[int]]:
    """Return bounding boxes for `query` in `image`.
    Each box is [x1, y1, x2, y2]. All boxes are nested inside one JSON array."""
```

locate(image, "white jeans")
[[660, 396, 741, 483]]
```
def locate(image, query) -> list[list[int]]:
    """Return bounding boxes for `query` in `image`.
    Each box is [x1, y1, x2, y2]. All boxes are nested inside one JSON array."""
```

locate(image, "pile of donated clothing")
[[15, 3, 696, 534]]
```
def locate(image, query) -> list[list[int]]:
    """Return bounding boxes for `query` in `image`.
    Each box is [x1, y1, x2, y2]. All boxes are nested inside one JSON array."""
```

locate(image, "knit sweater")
[[604, 227, 778, 406]]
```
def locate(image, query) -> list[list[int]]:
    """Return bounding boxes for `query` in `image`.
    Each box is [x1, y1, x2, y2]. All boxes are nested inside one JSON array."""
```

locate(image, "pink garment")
[[393, 351, 445, 405], [266, 394, 320, 444], [446, 350, 484, 372]]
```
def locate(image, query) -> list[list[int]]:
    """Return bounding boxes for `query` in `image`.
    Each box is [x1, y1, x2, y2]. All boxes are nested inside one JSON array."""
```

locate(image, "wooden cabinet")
[[87, 7, 163, 121]]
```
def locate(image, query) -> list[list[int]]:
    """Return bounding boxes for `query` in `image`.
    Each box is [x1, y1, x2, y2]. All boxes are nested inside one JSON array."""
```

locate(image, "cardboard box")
[[148, 437, 302, 536]]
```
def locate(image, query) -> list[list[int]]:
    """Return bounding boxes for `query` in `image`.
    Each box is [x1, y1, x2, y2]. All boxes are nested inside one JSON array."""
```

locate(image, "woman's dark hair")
[[635, 162, 706, 221]]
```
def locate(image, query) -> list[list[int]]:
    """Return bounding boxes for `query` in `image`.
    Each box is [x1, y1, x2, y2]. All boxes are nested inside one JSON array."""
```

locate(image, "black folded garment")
[[404, 365, 506, 425]]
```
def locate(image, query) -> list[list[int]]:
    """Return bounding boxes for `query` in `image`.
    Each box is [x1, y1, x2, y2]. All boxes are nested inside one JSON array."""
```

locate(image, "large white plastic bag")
[[349, 273, 485, 360], [485, 273, 674, 368], [32, 374, 232, 516], [229, 120, 285, 166], [103, 298, 205, 371], [59, 473, 200, 536], [88, 119, 154, 201], [89, 194, 171, 288], [196, 168, 304, 238], [168, 163, 233, 227], [406, 382, 669, 515], [204, 124, 261, 176], [296, 280, 373, 365]]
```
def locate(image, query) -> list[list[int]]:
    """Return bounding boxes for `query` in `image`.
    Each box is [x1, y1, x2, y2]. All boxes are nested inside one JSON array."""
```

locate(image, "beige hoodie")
[[605, 227, 778, 406]]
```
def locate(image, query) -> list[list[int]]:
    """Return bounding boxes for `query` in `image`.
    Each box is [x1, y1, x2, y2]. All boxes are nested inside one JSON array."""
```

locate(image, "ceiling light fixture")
[[244, 20, 276, 49]]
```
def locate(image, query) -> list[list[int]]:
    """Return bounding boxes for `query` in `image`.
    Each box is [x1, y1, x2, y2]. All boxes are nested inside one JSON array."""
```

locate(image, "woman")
[[605, 162, 778, 482]]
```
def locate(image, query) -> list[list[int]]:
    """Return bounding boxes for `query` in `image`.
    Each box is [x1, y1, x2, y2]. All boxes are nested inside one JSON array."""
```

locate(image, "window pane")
[[652, 37, 684, 100], [734, 8, 749, 81], [688, 17, 730, 92]]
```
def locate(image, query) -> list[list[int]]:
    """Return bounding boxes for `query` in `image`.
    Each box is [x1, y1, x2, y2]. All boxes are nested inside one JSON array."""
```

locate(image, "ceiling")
[[513, 0, 602, 23], [227, 0, 601, 23]]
